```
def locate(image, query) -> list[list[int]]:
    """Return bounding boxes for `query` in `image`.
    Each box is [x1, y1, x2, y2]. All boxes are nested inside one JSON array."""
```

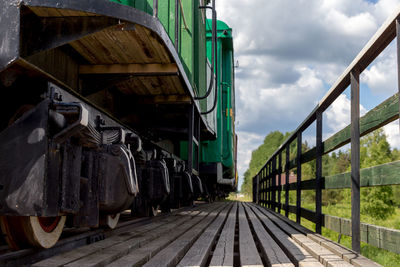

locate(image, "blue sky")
[[214, 0, 400, 189]]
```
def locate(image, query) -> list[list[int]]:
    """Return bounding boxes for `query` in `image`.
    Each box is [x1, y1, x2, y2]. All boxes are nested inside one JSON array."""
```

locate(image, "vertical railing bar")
[[278, 151, 282, 214], [272, 156, 277, 212], [260, 173, 263, 206], [265, 166, 267, 207], [296, 132, 302, 224], [316, 110, 323, 234], [257, 175, 259, 204], [351, 69, 361, 253], [261, 170, 263, 206], [260, 170, 262, 205], [266, 162, 270, 208], [267, 163, 270, 208], [264, 165, 267, 207], [270, 162, 273, 209], [396, 18, 400, 133], [285, 143, 290, 217]]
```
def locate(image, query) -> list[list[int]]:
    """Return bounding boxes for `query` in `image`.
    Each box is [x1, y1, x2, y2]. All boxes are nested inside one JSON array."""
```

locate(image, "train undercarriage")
[[0, 0, 236, 250]]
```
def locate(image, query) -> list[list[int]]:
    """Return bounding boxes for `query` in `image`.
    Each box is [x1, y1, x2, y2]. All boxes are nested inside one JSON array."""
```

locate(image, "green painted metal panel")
[[158, 0, 175, 44], [105, 2, 235, 176], [200, 19, 235, 178], [179, 0, 194, 85], [109, 0, 152, 14]]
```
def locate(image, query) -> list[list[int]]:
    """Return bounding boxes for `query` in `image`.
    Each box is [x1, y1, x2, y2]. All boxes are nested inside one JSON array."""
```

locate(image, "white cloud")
[[362, 43, 397, 94], [213, 0, 400, 189], [325, 94, 367, 135], [237, 65, 324, 134], [236, 131, 264, 189], [384, 120, 400, 148]]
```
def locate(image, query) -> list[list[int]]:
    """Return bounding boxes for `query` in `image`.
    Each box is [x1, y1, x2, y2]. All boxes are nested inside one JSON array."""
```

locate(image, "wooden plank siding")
[[25, 6, 191, 104], [277, 160, 400, 191]]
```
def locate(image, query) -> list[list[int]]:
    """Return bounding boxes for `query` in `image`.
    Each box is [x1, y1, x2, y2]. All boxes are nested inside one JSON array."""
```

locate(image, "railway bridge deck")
[[19, 201, 379, 267]]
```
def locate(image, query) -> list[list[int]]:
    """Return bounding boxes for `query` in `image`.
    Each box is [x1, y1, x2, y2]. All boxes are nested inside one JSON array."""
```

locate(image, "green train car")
[[0, 0, 236, 249]]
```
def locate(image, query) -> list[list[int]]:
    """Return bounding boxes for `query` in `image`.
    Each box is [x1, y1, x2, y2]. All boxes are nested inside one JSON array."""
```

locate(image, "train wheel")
[[100, 213, 120, 229], [0, 216, 66, 250]]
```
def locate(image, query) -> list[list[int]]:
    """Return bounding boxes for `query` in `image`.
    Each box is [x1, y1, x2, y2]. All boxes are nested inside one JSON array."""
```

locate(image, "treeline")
[[241, 129, 400, 220]]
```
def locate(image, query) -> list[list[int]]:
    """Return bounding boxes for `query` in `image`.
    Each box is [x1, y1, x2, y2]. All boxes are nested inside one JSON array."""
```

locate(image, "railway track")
[[1, 202, 380, 267]]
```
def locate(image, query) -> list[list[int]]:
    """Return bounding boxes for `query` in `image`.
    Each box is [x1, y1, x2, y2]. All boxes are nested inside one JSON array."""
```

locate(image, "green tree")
[[360, 129, 395, 220], [240, 131, 290, 196]]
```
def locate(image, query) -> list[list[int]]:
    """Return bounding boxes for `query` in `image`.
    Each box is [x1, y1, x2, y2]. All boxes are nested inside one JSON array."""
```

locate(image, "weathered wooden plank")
[[261, 207, 381, 267], [79, 63, 178, 75], [209, 203, 237, 267], [26, 48, 80, 91], [177, 203, 233, 267], [243, 203, 294, 267], [138, 76, 163, 95], [33, 205, 209, 267], [238, 203, 263, 267], [133, 25, 164, 63], [252, 204, 352, 267], [140, 203, 230, 267], [59, 203, 224, 267], [283, 160, 400, 193], [248, 204, 322, 267], [326, 160, 400, 188], [136, 94, 191, 104]]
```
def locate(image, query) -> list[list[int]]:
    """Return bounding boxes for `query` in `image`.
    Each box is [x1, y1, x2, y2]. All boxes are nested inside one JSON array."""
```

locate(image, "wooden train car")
[[0, 0, 236, 249]]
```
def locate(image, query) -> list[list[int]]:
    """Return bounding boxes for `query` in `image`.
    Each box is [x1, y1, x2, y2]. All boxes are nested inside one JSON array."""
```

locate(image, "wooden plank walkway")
[[32, 202, 382, 267]]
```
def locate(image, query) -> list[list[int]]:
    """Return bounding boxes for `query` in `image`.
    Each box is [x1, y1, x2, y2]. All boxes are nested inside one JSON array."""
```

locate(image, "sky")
[[213, 0, 400, 190]]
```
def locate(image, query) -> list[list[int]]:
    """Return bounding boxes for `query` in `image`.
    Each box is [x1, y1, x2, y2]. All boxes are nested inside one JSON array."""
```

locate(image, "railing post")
[[316, 110, 323, 234], [260, 171, 263, 206], [351, 69, 361, 253], [396, 18, 400, 133], [266, 165, 271, 208], [259, 171, 262, 206], [272, 156, 277, 212], [256, 175, 260, 204], [296, 132, 302, 224], [270, 162, 273, 209], [285, 143, 290, 217], [264, 168, 267, 207], [278, 151, 282, 214]]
